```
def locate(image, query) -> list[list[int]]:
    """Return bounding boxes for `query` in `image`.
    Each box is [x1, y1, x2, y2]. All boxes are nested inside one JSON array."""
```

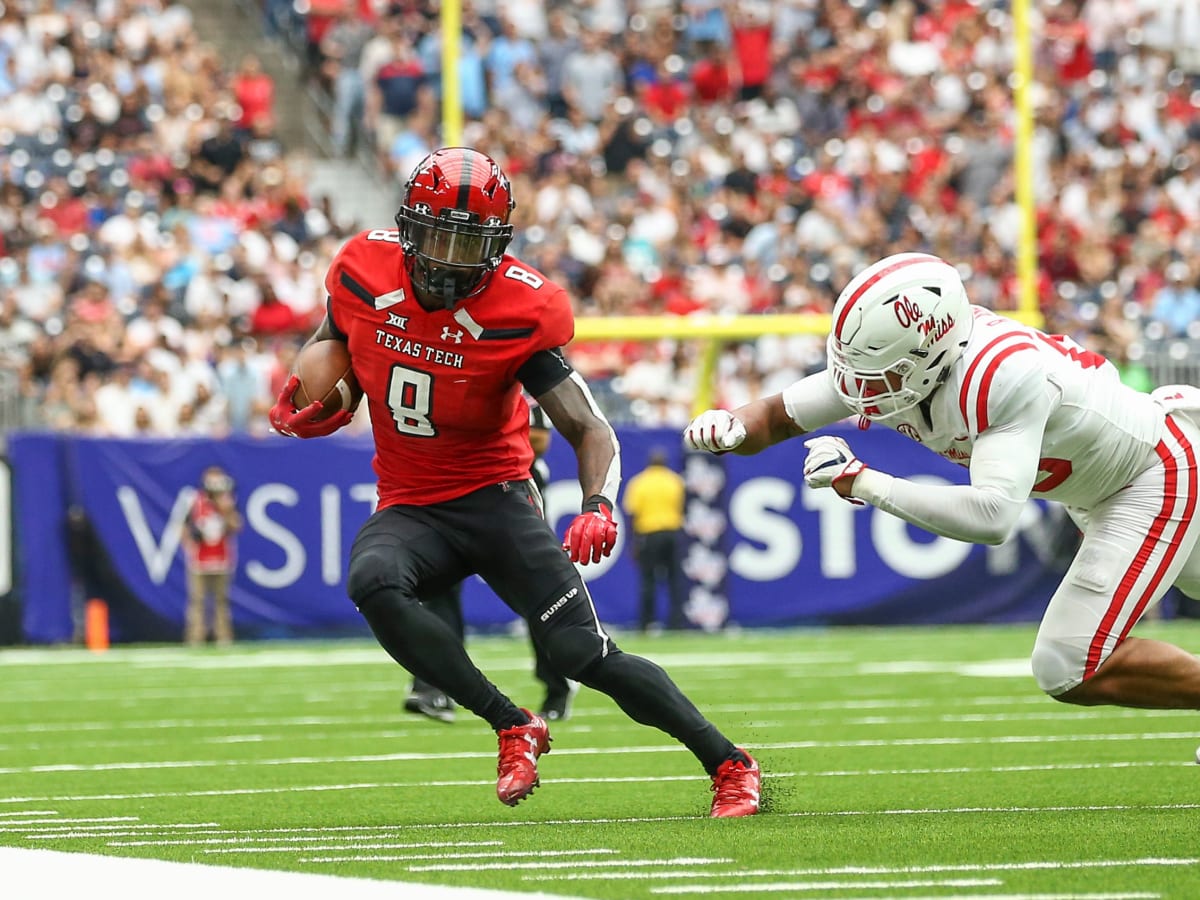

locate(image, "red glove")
[[269, 374, 354, 438], [562, 494, 618, 565]]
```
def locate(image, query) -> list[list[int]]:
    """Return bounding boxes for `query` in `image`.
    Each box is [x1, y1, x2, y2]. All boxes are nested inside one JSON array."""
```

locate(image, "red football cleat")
[[495, 709, 551, 806], [709, 750, 761, 818]]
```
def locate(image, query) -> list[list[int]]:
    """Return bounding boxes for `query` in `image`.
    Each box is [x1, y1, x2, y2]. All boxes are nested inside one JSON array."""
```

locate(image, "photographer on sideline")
[[182, 466, 242, 646]]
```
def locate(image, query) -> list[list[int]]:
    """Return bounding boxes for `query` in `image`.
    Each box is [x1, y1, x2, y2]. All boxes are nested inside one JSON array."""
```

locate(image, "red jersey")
[[326, 229, 574, 507], [186, 493, 237, 574]]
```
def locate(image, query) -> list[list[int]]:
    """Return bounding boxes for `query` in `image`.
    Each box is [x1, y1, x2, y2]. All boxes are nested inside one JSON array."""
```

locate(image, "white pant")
[[1031, 412, 1200, 695]]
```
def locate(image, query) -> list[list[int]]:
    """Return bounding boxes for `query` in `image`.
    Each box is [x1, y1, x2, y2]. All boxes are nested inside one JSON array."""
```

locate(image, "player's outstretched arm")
[[685, 393, 807, 456], [813, 393, 1049, 546], [838, 431, 1032, 545], [536, 371, 621, 565]]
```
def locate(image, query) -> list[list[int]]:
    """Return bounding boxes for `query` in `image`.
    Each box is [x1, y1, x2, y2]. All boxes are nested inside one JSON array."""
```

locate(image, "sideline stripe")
[[0, 847, 588, 900]]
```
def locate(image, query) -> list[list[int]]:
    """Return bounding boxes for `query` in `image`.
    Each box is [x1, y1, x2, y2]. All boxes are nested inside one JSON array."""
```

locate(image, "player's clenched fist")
[[269, 375, 354, 439], [684, 409, 747, 454], [802, 436, 866, 505], [562, 494, 618, 565]]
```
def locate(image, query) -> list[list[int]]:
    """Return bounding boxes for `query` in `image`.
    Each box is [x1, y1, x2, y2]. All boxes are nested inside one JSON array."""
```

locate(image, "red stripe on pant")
[[1114, 417, 1198, 647], [1082, 418, 1195, 678]]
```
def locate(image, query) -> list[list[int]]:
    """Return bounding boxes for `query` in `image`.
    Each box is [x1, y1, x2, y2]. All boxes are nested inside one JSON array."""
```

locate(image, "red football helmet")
[[396, 147, 516, 308]]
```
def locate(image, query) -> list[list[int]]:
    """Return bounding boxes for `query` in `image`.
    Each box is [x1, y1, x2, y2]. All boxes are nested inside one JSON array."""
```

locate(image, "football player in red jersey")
[[403, 394, 578, 725], [269, 147, 759, 817]]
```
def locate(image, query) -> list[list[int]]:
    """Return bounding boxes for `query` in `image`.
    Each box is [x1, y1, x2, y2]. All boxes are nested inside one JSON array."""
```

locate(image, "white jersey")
[[888, 306, 1163, 507], [784, 306, 1168, 542], [781, 301, 1200, 698]]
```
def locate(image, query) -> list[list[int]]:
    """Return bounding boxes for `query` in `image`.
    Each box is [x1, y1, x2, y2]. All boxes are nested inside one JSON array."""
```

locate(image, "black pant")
[[410, 582, 570, 699], [635, 530, 687, 630], [347, 480, 736, 773]]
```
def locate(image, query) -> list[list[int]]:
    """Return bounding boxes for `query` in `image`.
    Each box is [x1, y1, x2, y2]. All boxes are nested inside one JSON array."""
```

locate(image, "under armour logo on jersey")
[[374, 288, 406, 310], [441, 327, 464, 343], [386, 312, 408, 330]]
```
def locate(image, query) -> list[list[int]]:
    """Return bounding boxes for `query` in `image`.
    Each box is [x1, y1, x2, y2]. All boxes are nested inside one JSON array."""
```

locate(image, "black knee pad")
[[353, 584, 411, 625], [536, 623, 611, 680], [347, 544, 405, 606], [528, 582, 614, 679]]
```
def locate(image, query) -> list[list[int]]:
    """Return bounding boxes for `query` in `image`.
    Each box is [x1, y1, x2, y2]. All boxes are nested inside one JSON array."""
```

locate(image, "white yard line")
[[0, 816, 138, 826], [0, 757, 1185, 807], [208, 847, 619, 859], [654, 892, 1158, 899], [0, 646, 849, 670], [0, 695, 1057, 734], [110, 837, 504, 848], [404, 857, 732, 872], [783, 803, 1200, 818], [526, 857, 1200, 881], [2, 801, 1200, 844], [0, 708, 1183, 752], [4, 822, 220, 833], [648, 878, 1003, 893], [0, 847, 589, 900], [0, 732, 1194, 777]]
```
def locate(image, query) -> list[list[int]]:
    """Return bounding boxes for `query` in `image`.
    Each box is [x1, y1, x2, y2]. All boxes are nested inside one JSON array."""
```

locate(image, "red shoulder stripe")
[[972, 342, 1037, 432], [958, 331, 1027, 427], [958, 330, 1037, 432]]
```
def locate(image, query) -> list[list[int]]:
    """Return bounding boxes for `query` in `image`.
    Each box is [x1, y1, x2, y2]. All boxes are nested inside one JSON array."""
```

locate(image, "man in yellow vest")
[[622, 448, 688, 632]]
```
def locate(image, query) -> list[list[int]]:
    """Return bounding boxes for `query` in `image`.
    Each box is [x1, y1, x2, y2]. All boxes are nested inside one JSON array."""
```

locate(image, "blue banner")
[[9, 426, 1067, 644]]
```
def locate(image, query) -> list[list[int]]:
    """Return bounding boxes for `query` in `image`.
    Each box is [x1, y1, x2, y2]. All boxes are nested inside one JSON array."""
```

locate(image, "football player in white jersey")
[[685, 252, 1200, 713]]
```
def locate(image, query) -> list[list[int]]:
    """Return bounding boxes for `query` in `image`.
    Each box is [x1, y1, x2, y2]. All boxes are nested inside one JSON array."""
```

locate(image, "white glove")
[[684, 409, 748, 454], [803, 436, 867, 505]]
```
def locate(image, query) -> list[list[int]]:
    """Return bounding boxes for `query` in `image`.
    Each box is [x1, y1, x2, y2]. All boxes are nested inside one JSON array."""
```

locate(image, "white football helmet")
[[827, 252, 973, 421]]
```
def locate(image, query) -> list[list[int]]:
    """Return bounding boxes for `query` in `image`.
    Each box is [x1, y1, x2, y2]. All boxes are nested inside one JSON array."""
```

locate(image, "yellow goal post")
[[573, 309, 1046, 417]]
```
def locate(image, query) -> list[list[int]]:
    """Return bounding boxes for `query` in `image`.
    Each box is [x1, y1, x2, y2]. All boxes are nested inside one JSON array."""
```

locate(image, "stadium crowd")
[[0, 0, 1199, 436]]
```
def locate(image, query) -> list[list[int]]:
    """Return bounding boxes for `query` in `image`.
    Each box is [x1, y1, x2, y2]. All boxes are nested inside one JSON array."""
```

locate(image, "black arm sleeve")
[[325, 296, 348, 341], [517, 348, 573, 397]]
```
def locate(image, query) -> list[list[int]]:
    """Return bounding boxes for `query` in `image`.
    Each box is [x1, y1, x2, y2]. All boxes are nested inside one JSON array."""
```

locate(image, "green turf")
[[2, 622, 1199, 898]]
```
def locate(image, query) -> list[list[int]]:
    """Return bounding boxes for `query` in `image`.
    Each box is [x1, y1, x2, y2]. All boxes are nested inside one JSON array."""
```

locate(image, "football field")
[[2, 623, 1199, 899]]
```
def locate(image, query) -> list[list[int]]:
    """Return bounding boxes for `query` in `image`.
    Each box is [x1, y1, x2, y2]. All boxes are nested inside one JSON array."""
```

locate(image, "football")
[[291, 340, 362, 421]]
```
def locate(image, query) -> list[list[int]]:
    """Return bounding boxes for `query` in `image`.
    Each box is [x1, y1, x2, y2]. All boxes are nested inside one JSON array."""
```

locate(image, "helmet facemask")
[[396, 147, 517, 310], [396, 204, 513, 309], [827, 253, 974, 422], [828, 334, 946, 420]]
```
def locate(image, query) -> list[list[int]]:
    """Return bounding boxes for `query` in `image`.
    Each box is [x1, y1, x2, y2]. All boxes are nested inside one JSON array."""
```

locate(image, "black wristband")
[[582, 494, 613, 514]]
